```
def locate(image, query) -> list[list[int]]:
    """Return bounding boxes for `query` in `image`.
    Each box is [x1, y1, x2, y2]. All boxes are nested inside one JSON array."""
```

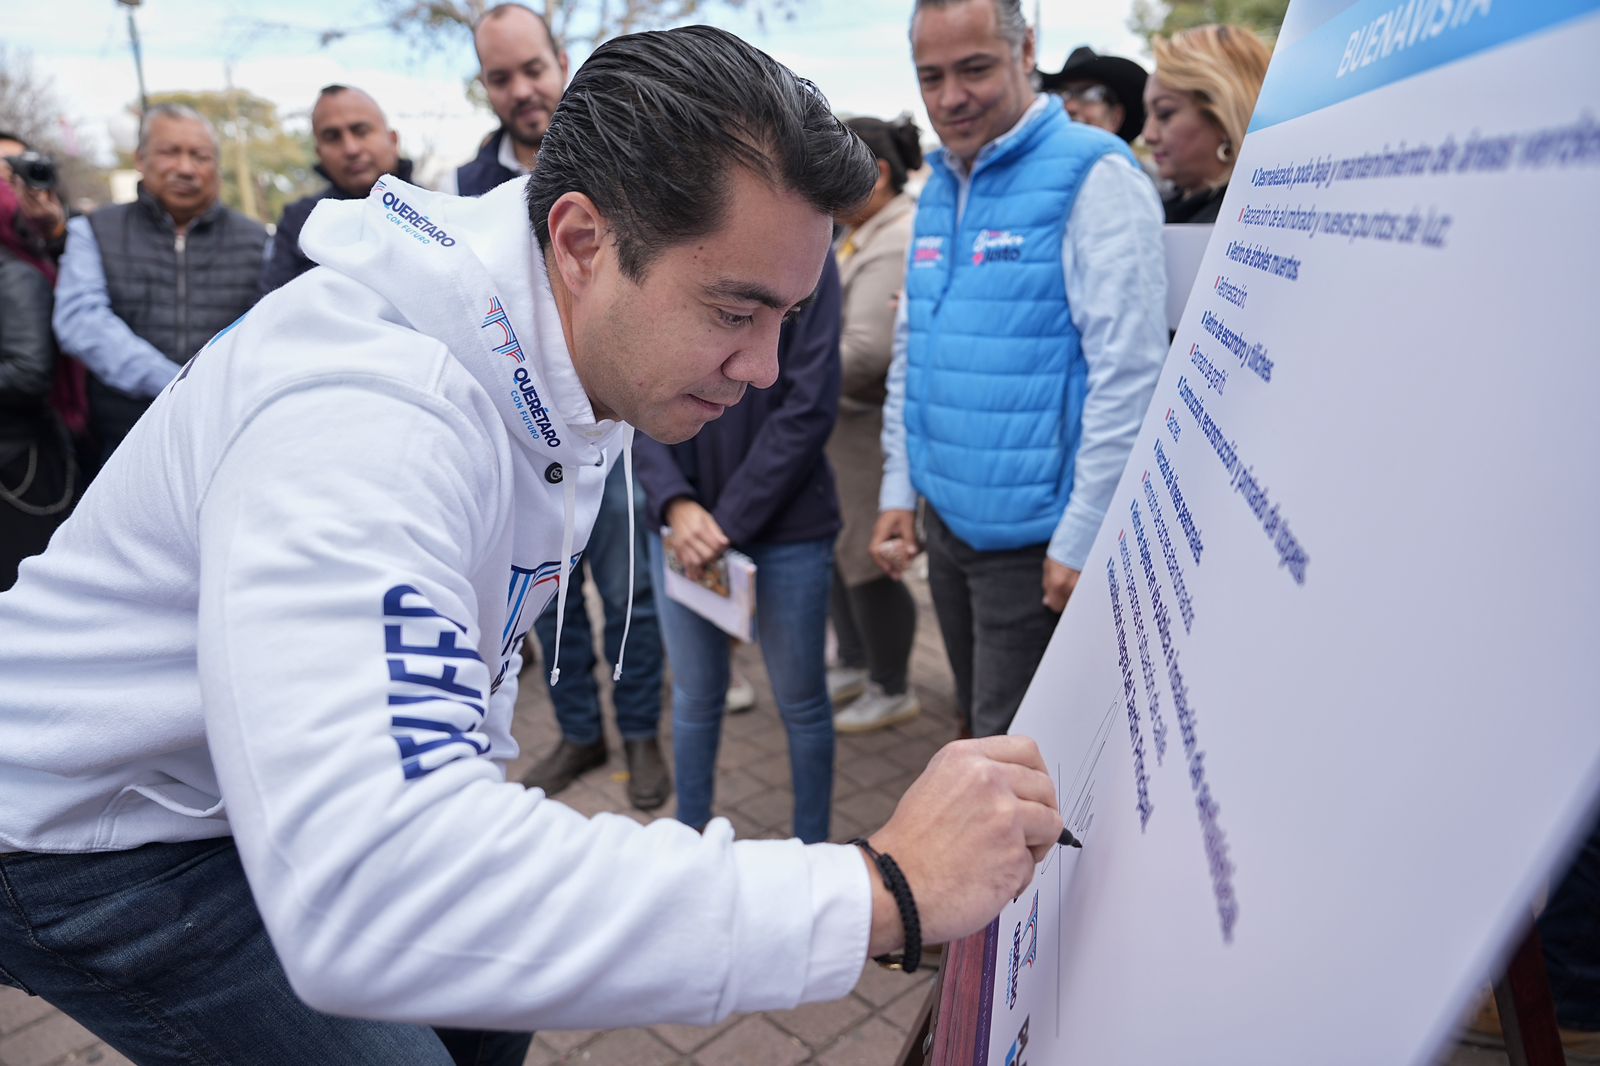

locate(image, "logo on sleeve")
[[382, 584, 489, 780]]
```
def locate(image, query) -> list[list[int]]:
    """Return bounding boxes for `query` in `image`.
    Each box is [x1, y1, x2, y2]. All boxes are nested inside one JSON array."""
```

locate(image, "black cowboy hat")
[[1037, 46, 1148, 143]]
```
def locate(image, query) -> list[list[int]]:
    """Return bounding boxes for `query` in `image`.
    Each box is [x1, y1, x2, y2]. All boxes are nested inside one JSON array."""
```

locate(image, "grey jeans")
[[923, 507, 1060, 737]]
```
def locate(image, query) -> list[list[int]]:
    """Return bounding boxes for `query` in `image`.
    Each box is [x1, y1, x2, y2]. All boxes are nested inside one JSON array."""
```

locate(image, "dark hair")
[[527, 25, 876, 279], [845, 116, 923, 193], [0, 131, 27, 150], [318, 84, 351, 98]]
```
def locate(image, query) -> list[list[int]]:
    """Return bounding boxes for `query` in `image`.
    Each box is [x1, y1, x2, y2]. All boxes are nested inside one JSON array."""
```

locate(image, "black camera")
[[5, 151, 58, 191]]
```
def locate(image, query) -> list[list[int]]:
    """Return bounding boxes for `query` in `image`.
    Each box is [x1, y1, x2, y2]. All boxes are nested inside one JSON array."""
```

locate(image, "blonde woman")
[[828, 116, 922, 734], [1142, 24, 1272, 222]]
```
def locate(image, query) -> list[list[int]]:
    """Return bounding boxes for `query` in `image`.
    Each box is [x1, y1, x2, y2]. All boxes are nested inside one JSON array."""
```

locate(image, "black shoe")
[[624, 738, 670, 811], [521, 739, 607, 797]]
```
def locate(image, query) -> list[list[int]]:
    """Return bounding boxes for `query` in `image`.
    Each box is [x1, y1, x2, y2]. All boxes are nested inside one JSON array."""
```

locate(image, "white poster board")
[[981, 3, 1600, 1064], [1161, 223, 1213, 332]]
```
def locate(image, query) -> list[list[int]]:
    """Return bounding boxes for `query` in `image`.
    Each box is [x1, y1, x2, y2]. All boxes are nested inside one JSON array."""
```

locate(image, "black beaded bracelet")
[[849, 837, 922, 974]]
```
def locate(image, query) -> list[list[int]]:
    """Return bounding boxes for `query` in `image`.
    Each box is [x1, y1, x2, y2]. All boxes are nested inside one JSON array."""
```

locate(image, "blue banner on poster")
[[1250, 0, 1600, 132]]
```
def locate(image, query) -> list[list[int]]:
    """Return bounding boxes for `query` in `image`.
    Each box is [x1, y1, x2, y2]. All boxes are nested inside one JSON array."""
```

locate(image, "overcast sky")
[[10, 0, 1151, 186]]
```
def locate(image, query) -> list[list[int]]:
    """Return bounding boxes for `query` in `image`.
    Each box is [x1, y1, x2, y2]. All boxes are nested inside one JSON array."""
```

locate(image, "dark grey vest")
[[85, 187, 265, 452]]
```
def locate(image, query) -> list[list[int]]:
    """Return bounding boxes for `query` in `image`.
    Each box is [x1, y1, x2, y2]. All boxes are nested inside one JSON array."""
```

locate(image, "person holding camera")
[[52, 105, 266, 465], [0, 134, 78, 589], [0, 133, 67, 265], [0, 242, 73, 592]]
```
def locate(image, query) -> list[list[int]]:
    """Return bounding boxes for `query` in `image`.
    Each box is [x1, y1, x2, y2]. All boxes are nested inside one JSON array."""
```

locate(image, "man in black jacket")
[[52, 105, 265, 463], [445, 4, 568, 197], [262, 85, 413, 293]]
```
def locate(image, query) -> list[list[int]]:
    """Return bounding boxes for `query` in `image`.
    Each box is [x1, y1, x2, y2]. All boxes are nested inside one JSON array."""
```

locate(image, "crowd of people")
[[1, 0, 1593, 1062], [0, 0, 1281, 821]]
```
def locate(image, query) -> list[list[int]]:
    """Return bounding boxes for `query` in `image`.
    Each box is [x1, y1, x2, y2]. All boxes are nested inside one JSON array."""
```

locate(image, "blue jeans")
[[0, 839, 532, 1065], [534, 464, 663, 746], [650, 534, 835, 844]]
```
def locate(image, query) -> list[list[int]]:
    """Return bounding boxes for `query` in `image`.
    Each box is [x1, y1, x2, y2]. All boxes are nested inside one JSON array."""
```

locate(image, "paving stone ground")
[[0, 574, 1534, 1064]]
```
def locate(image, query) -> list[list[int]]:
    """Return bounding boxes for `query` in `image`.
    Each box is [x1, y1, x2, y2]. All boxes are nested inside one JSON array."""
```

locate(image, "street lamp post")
[[116, 0, 150, 121]]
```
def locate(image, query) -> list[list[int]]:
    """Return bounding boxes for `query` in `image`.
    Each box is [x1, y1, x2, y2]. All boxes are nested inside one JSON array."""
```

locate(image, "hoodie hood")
[[298, 174, 619, 473], [299, 175, 639, 686]]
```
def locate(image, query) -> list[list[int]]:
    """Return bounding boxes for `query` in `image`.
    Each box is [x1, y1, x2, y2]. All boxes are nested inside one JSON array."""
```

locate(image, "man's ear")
[[545, 191, 607, 294], [559, 50, 571, 82]]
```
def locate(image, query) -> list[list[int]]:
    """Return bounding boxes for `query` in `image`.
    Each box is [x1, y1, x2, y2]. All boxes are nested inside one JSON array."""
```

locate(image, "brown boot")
[[624, 738, 670, 811], [521, 739, 607, 797]]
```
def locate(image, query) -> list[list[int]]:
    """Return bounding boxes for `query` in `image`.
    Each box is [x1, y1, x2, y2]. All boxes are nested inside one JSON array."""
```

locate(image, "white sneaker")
[[725, 673, 756, 714], [834, 684, 921, 733], [827, 666, 869, 703]]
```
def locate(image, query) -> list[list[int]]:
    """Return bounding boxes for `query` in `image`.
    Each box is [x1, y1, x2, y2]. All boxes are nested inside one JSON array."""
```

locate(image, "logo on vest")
[[911, 235, 945, 269], [972, 229, 1025, 265]]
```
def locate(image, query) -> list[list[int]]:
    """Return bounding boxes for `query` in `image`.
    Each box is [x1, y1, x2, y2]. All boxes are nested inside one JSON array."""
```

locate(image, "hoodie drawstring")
[[613, 434, 637, 683], [549, 467, 578, 687]]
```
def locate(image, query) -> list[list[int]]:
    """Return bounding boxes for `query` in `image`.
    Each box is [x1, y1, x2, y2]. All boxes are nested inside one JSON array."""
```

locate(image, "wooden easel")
[[1494, 920, 1568, 1066], [894, 920, 1568, 1066]]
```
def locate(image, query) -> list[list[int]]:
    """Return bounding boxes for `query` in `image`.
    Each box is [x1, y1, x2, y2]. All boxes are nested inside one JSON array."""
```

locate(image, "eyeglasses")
[[1057, 85, 1117, 107]]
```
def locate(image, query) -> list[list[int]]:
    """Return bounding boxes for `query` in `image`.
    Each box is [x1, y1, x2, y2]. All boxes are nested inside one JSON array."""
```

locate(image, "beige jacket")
[[826, 193, 915, 586]]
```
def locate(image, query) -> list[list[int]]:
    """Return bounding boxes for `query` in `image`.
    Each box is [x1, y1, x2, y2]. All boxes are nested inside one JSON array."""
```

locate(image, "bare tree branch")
[[365, 0, 795, 55], [0, 46, 112, 204]]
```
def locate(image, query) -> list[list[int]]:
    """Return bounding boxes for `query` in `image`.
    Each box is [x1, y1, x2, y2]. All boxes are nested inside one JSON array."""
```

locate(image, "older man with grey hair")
[[867, 0, 1168, 737], [54, 104, 267, 466]]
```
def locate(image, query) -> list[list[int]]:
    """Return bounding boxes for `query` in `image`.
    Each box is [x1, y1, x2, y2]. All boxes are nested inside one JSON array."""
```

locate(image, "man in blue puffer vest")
[[440, 4, 569, 197], [869, 0, 1168, 738]]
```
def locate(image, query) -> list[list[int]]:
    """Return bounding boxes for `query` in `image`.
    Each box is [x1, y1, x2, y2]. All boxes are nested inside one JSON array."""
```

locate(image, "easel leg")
[[1493, 921, 1566, 1066], [894, 975, 939, 1066]]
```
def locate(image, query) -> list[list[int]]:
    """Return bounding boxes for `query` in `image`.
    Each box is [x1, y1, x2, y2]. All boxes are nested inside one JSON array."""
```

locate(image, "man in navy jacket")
[[263, 85, 412, 293], [445, 4, 569, 197]]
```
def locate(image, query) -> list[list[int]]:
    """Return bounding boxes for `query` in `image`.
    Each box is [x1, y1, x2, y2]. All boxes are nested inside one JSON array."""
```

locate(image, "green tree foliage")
[[134, 90, 318, 224], [1130, 0, 1292, 44]]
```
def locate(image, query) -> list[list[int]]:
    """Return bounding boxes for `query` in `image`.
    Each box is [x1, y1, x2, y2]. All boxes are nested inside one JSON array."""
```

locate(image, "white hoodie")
[[0, 176, 870, 1029]]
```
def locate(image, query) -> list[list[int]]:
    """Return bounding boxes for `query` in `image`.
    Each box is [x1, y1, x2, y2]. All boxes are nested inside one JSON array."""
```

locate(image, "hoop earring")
[[1217, 141, 1233, 163]]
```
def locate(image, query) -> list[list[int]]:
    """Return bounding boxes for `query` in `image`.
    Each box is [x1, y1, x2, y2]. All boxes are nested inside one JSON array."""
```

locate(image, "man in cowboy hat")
[[1039, 46, 1149, 144]]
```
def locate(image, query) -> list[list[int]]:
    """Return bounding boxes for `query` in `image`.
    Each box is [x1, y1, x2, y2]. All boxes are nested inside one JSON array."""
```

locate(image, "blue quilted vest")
[[905, 102, 1135, 551]]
